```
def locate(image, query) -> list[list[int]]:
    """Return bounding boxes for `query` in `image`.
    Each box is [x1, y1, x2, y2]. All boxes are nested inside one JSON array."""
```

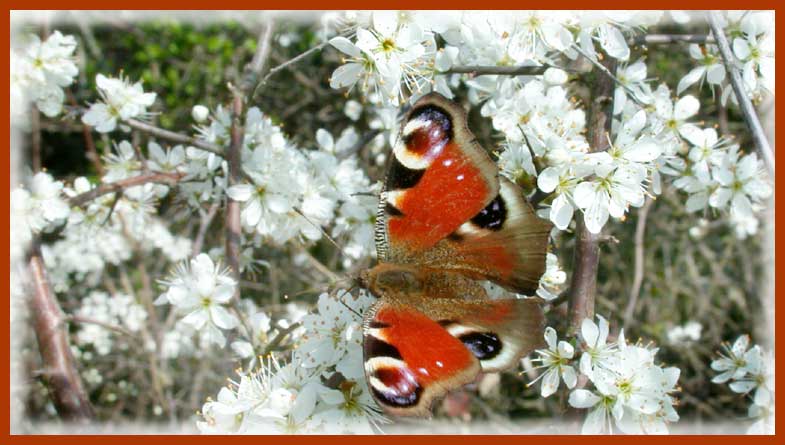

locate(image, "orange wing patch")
[[387, 142, 492, 251], [363, 301, 481, 417]]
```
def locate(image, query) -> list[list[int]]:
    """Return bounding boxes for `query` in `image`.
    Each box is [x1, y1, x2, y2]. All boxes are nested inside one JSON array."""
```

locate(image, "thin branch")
[[224, 22, 276, 358], [66, 315, 137, 339], [446, 65, 549, 76], [27, 240, 94, 421], [68, 171, 184, 207], [567, 55, 617, 334], [241, 21, 276, 96], [630, 34, 715, 45], [125, 118, 225, 156], [299, 247, 341, 283], [225, 93, 245, 293], [66, 88, 104, 176], [191, 201, 220, 256], [707, 11, 775, 176], [256, 33, 335, 92], [261, 322, 302, 357], [623, 197, 654, 330], [571, 43, 647, 107]]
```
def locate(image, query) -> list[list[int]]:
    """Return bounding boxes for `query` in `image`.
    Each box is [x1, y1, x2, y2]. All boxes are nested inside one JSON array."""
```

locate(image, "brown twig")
[[224, 22, 276, 355], [27, 240, 94, 421], [707, 11, 775, 176], [66, 315, 137, 339], [68, 171, 184, 207], [125, 118, 224, 156], [446, 65, 549, 76], [261, 322, 302, 357], [566, 55, 617, 334], [242, 22, 276, 95], [66, 88, 104, 176], [191, 201, 220, 256], [622, 197, 654, 329]]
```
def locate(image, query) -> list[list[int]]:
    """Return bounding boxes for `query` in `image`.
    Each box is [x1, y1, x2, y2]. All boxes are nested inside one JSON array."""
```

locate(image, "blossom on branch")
[[82, 73, 157, 133]]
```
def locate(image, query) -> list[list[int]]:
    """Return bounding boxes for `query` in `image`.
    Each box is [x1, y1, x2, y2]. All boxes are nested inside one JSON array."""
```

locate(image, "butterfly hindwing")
[[376, 93, 500, 262], [443, 177, 552, 294], [362, 295, 544, 415], [406, 296, 546, 372], [363, 299, 481, 417]]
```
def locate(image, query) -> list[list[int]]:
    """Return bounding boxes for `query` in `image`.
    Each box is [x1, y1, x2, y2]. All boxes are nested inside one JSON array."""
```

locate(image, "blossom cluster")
[[10, 31, 78, 119], [670, 13, 776, 100], [531, 316, 681, 434], [197, 289, 387, 434], [194, 105, 377, 257], [711, 335, 774, 434], [326, 11, 774, 238], [74, 291, 147, 355]]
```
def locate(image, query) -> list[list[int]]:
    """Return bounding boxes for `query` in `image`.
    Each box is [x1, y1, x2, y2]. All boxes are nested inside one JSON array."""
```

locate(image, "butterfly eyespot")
[[458, 332, 503, 360], [470, 193, 507, 231]]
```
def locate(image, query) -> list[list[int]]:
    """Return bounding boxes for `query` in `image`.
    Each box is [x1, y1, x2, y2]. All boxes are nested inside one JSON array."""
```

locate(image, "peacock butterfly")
[[358, 92, 551, 417]]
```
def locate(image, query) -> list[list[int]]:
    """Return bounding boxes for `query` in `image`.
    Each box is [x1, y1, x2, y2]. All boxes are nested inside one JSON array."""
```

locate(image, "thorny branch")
[[707, 11, 775, 176], [566, 55, 617, 334], [27, 240, 94, 421]]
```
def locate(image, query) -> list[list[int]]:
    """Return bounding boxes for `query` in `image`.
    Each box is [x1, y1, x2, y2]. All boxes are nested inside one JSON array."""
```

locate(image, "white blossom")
[[10, 30, 78, 119], [82, 73, 156, 132], [11, 171, 70, 237], [530, 327, 577, 397], [157, 254, 239, 348]]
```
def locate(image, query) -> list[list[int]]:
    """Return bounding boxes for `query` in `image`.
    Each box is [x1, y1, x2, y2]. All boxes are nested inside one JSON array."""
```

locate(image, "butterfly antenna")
[[349, 191, 379, 198], [337, 287, 363, 319], [292, 207, 351, 258]]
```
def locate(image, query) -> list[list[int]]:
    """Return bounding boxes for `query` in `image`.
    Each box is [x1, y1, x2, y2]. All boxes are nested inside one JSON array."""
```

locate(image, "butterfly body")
[[361, 93, 551, 417]]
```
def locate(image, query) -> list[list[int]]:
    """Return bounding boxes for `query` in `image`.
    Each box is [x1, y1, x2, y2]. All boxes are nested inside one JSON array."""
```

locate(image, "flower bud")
[[191, 104, 209, 123]]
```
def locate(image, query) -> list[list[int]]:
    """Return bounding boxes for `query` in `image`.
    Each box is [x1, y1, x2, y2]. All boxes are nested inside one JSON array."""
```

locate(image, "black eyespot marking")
[[384, 202, 404, 217], [371, 379, 422, 408], [387, 155, 426, 190], [403, 105, 454, 155], [437, 319, 456, 327], [459, 332, 502, 360], [471, 193, 507, 231], [408, 105, 453, 139], [364, 335, 403, 361], [446, 232, 464, 242], [367, 320, 391, 329]]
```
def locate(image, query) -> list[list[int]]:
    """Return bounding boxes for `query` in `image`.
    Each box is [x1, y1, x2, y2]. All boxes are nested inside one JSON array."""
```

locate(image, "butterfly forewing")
[[376, 93, 500, 262]]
